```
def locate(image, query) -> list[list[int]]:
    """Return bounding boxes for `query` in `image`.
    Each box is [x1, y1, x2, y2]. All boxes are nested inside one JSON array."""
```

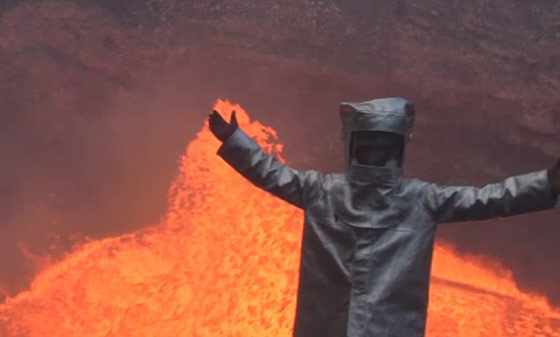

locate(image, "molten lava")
[[0, 99, 559, 336]]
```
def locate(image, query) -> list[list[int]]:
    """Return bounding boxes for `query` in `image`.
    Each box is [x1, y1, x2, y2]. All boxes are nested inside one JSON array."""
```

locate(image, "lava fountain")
[[0, 100, 559, 336]]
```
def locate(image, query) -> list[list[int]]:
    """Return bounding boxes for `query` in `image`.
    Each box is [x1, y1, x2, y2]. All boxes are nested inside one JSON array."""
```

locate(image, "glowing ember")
[[0, 99, 559, 336]]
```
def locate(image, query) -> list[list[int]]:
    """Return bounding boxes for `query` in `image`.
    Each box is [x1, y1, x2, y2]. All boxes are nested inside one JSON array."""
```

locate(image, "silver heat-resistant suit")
[[216, 97, 558, 337]]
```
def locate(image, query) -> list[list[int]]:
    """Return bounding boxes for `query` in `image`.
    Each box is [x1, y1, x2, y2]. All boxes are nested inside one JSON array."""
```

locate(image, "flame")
[[1, 99, 559, 336]]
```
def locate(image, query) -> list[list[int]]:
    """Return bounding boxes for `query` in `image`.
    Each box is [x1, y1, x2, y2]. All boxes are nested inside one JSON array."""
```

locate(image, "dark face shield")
[[350, 131, 404, 168]]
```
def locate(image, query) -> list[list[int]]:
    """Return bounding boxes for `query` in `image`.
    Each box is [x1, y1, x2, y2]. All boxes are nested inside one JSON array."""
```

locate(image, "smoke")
[[0, 1, 191, 297], [0, 0, 559, 309]]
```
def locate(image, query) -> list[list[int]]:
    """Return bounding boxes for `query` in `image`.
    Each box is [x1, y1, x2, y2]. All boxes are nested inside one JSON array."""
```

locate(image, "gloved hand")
[[548, 158, 560, 196], [208, 110, 238, 142]]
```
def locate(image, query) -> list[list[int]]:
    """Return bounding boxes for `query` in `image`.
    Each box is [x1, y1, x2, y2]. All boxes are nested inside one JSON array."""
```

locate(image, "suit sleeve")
[[217, 128, 324, 209], [423, 170, 558, 223]]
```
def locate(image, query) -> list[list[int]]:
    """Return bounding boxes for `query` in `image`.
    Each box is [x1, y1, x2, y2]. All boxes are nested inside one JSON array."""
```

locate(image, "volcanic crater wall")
[[0, 0, 559, 308]]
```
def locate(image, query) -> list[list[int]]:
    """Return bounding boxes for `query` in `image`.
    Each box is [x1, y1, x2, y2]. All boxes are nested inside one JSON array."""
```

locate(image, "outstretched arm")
[[547, 158, 560, 196], [424, 162, 559, 223], [208, 110, 323, 209]]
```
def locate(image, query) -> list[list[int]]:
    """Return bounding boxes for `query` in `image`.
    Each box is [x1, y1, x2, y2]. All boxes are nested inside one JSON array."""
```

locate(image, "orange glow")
[[0, 99, 559, 336]]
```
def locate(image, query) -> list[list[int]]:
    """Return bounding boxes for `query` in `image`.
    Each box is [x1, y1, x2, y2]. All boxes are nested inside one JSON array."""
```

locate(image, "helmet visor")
[[350, 130, 404, 167]]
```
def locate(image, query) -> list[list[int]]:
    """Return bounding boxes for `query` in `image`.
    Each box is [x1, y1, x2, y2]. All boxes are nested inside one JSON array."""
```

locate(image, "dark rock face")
[[0, 0, 559, 305]]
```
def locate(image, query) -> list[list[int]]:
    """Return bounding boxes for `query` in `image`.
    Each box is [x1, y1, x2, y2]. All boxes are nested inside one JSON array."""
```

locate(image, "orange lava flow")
[[1, 99, 559, 336]]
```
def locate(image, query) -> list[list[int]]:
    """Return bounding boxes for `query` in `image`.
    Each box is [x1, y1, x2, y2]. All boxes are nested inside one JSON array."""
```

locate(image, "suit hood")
[[339, 97, 415, 186]]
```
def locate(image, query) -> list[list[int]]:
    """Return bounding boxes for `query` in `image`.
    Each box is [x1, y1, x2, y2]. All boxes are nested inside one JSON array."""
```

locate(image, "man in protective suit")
[[208, 97, 559, 337]]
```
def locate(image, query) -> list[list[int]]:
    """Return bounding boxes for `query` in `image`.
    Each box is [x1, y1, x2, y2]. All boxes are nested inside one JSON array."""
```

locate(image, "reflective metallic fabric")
[[217, 100, 557, 337], [340, 97, 415, 141]]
